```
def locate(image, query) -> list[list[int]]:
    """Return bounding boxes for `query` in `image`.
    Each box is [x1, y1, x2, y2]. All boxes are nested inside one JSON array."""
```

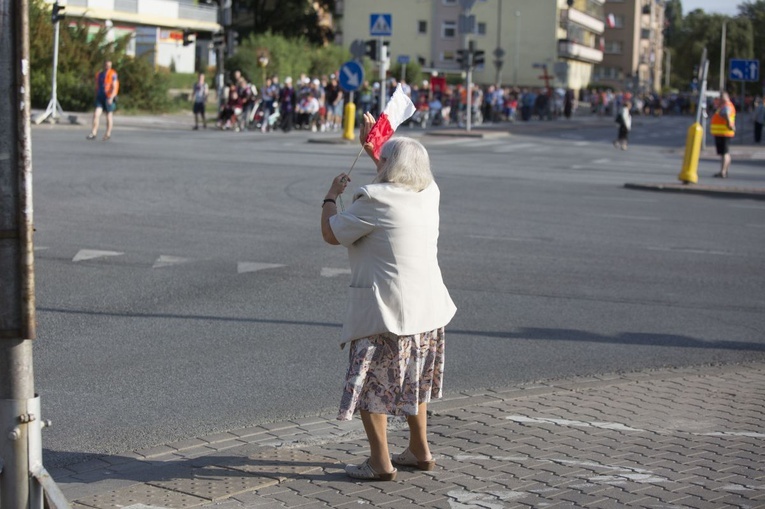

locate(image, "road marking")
[[573, 141, 591, 146], [589, 213, 659, 221], [237, 262, 286, 274], [455, 454, 529, 461], [153, 255, 191, 269], [321, 267, 351, 278], [591, 158, 611, 164], [466, 140, 506, 148], [34, 246, 49, 251], [554, 459, 670, 485], [493, 142, 538, 153], [468, 234, 549, 243], [72, 249, 124, 262], [506, 415, 646, 432], [647, 246, 732, 256], [590, 196, 657, 203]]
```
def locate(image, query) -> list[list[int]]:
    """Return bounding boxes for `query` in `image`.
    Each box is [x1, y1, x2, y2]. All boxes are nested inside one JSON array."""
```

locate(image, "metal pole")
[[514, 11, 520, 87], [720, 20, 726, 93], [378, 36, 386, 113], [494, 0, 502, 87], [34, 8, 65, 125], [1, 0, 37, 506]]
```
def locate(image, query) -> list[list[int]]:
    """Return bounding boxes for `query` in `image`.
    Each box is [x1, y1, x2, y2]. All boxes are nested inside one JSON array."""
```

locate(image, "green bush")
[[29, 0, 173, 112]]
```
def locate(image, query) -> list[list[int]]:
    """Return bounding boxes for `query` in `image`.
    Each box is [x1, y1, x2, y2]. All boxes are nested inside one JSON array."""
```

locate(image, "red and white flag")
[[606, 13, 616, 29], [365, 84, 416, 159]]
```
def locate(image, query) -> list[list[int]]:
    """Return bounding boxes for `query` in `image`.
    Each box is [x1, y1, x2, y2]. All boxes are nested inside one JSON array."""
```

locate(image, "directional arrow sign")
[[339, 60, 364, 92], [729, 59, 759, 82]]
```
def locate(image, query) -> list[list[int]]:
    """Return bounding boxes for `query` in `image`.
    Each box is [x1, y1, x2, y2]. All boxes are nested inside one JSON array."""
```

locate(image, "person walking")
[[320, 112, 457, 481], [710, 91, 736, 178], [613, 100, 632, 150], [754, 96, 764, 144], [191, 73, 209, 130], [87, 60, 119, 141]]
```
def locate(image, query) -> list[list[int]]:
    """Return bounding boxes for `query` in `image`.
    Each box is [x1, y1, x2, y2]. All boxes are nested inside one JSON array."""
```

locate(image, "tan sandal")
[[345, 459, 397, 481], [392, 448, 436, 471]]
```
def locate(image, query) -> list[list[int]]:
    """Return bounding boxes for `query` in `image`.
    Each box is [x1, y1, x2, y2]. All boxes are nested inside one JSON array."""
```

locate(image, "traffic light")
[[183, 30, 196, 47], [212, 31, 225, 49], [456, 49, 467, 69], [51, 1, 65, 23], [226, 30, 239, 56], [473, 50, 485, 67], [365, 40, 378, 60]]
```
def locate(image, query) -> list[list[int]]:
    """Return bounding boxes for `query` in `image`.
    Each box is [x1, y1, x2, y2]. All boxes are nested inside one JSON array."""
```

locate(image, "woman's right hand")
[[326, 173, 350, 200]]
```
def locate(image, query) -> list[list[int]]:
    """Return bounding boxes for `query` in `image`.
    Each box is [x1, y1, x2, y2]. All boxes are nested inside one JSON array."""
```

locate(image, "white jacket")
[[329, 181, 457, 346]]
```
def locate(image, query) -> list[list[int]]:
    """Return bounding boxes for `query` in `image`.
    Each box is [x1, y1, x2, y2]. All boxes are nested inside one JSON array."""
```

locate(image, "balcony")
[[62, 0, 219, 31], [564, 7, 605, 34], [558, 39, 604, 64]]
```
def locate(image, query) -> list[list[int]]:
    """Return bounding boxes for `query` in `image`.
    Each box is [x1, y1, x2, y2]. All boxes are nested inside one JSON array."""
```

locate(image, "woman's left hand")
[[327, 173, 350, 200]]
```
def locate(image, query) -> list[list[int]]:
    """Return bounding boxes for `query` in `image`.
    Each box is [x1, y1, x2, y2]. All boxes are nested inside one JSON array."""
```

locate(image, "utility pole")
[[719, 20, 727, 93], [0, 0, 69, 507]]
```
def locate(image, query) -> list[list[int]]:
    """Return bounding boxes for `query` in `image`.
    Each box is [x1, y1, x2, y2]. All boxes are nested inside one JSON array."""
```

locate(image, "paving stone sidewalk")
[[51, 362, 765, 509]]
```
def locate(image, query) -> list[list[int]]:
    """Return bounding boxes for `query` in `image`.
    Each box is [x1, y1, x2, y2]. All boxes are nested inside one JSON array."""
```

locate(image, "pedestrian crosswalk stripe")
[[321, 267, 351, 278], [73, 249, 124, 262], [237, 262, 286, 274], [153, 255, 191, 269]]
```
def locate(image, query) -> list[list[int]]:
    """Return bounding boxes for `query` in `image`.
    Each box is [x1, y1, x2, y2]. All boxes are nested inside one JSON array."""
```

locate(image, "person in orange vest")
[[87, 60, 119, 141], [710, 91, 736, 178]]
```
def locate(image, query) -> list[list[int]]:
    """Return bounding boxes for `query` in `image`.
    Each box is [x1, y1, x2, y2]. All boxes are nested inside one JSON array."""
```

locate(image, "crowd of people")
[[193, 69, 764, 138]]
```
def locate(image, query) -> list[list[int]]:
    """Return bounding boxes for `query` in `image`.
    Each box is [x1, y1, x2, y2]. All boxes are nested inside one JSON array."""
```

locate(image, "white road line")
[[72, 249, 124, 262], [591, 158, 611, 164], [237, 262, 286, 274], [466, 140, 507, 148], [33, 246, 49, 251], [468, 234, 546, 242], [647, 246, 732, 256], [321, 267, 351, 277], [153, 255, 191, 269]]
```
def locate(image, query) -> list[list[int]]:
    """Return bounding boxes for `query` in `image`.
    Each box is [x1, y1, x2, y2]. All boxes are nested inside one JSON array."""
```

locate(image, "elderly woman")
[[320, 112, 457, 481]]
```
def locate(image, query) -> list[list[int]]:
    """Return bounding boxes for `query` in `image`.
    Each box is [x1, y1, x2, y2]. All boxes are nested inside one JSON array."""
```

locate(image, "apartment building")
[[337, 0, 605, 93], [594, 0, 665, 93], [53, 0, 220, 72]]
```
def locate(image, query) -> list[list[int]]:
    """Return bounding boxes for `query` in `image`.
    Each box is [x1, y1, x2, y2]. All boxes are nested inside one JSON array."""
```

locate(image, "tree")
[[668, 10, 752, 91], [737, 0, 765, 63], [28, 0, 173, 111], [233, 0, 336, 45]]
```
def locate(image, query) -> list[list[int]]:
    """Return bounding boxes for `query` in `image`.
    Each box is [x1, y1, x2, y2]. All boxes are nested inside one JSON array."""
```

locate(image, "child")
[[614, 100, 632, 150]]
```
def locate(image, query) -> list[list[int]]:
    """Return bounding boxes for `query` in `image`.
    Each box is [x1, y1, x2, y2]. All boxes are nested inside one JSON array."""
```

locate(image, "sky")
[[682, 0, 744, 16]]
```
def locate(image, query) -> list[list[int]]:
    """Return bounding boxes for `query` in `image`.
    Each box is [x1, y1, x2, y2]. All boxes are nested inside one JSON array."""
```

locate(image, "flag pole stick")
[[338, 146, 365, 211]]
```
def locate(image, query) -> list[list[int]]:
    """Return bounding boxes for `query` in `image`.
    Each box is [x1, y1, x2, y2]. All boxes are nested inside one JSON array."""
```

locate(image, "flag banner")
[[365, 84, 416, 159]]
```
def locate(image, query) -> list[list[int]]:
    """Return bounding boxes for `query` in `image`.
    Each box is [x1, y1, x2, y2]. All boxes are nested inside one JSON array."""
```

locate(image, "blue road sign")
[[397, 55, 410, 65], [339, 60, 364, 92], [370, 14, 392, 36], [729, 59, 760, 82]]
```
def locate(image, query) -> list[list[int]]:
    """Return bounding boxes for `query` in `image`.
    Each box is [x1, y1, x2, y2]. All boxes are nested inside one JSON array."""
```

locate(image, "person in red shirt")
[[87, 60, 119, 141]]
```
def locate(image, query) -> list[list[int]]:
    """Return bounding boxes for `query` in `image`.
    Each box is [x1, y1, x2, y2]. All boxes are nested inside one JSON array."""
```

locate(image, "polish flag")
[[365, 84, 416, 159], [606, 13, 616, 28]]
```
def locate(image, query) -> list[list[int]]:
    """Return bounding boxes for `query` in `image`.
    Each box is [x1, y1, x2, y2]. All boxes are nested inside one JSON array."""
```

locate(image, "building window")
[[641, 28, 650, 39], [442, 20, 457, 39], [612, 14, 624, 28], [442, 50, 456, 62], [477, 22, 486, 35], [604, 40, 622, 54], [418, 20, 427, 34]]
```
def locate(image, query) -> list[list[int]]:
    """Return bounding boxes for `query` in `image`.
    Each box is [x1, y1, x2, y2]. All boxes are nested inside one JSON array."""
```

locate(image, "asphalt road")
[[28, 115, 765, 468]]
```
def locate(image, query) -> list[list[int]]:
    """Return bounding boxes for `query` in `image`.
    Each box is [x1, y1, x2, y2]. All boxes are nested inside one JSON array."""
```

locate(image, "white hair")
[[373, 137, 433, 192]]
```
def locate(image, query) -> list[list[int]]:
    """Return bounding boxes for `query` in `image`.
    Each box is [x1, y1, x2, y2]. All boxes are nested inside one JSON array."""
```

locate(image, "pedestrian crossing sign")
[[370, 14, 392, 36]]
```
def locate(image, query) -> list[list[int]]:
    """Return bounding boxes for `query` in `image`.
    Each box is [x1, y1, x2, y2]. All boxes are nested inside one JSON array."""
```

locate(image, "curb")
[[624, 182, 765, 200]]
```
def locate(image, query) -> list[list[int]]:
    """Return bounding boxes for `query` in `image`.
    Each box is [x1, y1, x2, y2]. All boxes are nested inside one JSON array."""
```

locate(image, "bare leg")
[[721, 153, 731, 176], [105, 112, 113, 138], [405, 402, 433, 461], [90, 107, 103, 136], [359, 410, 394, 473]]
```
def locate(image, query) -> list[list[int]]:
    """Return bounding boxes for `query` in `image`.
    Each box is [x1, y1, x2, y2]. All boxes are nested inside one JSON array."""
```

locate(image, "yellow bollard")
[[678, 122, 703, 184], [343, 102, 356, 141]]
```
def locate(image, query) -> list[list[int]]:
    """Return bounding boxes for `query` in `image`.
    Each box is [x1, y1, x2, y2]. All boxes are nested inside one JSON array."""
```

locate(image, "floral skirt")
[[337, 327, 445, 421]]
